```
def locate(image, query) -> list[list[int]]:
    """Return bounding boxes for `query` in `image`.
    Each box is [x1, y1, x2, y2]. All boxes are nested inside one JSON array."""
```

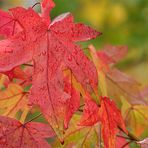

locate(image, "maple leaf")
[[79, 96, 127, 148], [121, 98, 148, 136], [53, 114, 100, 148], [0, 4, 100, 140], [78, 95, 100, 126], [89, 45, 147, 105], [99, 97, 127, 148], [97, 44, 128, 65], [106, 68, 148, 105], [0, 116, 55, 148], [0, 9, 22, 37], [63, 126, 99, 147], [0, 83, 29, 122]]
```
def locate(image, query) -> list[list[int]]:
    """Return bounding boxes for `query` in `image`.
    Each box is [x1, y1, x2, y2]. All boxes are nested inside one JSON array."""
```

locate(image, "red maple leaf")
[[99, 97, 127, 148], [0, 116, 55, 148], [78, 95, 100, 126], [97, 44, 128, 65], [0, 1, 101, 140], [79, 96, 127, 148], [0, 9, 22, 37]]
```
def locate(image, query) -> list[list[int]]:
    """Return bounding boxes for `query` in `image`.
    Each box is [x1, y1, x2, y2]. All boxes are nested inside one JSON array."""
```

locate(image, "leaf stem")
[[98, 123, 102, 148], [121, 141, 133, 148], [32, 2, 40, 8], [23, 64, 33, 67], [117, 135, 131, 140], [24, 113, 42, 125], [118, 126, 140, 141]]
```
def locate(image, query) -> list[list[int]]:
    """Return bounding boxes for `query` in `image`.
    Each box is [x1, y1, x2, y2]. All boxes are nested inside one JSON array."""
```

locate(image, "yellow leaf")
[[63, 69, 86, 97], [89, 45, 107, 96], [0, 74, 7, 89], [121, 98, 148, 136], [0, 83, 29, 123]]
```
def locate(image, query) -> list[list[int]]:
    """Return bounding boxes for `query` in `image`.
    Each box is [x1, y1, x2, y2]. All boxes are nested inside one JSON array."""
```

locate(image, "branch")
[[23, 64, 33, 67], [24, 113, 42, 125], [118, 126, 140, 142], [32, 2, 40, 8]]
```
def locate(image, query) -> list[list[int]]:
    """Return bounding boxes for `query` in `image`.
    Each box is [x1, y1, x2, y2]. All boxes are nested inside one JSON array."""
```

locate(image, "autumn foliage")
[[0, 0, 147, 148]]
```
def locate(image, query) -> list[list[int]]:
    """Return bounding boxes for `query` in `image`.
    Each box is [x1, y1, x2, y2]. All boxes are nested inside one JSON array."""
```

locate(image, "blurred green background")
[[0, 0, 148, 85]]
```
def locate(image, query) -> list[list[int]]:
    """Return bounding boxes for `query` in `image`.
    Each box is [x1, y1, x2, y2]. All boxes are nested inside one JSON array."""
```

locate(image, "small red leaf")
[[79, 95, 99, 126], [99, 97, 127, 148], [79, 96, 127, 148]]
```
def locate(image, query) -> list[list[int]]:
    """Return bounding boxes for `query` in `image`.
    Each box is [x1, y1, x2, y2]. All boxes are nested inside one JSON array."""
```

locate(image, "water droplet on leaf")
[[68, 55, 72, 61]]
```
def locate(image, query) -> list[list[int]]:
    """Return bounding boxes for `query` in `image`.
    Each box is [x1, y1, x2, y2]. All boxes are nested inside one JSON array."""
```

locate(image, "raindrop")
[[73, 49, 78, 55], [40, 85, 46, 91], [38, 52, 42, 57], [27, 102, 33, 107], [30, 12, 34, 17], [0, 138, 6, 144], [68, 55, 72, 61], [86, 79, 90, 84], [2, 127, 6, 132], [39, 67, 44, 72], [5, 48, 13, 53], [21, 34, 26, 41], [42, 51, 47, 56], [33, 37, 37, 42]]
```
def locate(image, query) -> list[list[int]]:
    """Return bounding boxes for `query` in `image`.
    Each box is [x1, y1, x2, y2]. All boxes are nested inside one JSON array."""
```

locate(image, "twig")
[[118, 126, 140, 141], [121, 141, 133, 148], [98, 123, 102, 148], [117, 135, 131, 140], [32, 2, 40, 8], [24, 113, 42, 125], [23, 64, 33, 67]]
